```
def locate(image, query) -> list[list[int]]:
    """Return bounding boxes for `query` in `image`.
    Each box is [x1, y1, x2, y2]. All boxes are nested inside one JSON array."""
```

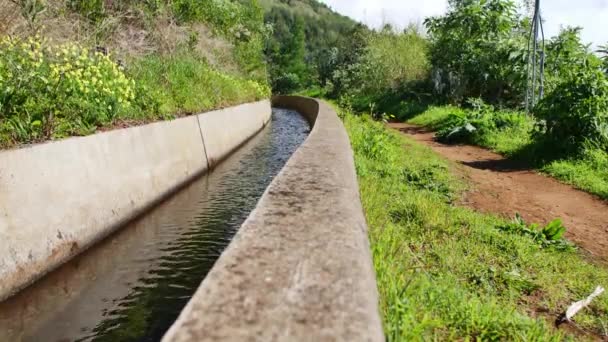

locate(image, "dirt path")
[[390, 123, 608, 261]]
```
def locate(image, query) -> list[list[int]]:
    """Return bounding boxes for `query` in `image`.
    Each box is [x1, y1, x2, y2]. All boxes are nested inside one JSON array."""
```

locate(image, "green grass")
[[0, 0, 270, 149], [408, 105, 534, 156], [130, 52, 270, 117], [0, 45, 269, 148], [408, 105, 608, 200], [342, 110, 608, 340], [543, 148, 608, 200]]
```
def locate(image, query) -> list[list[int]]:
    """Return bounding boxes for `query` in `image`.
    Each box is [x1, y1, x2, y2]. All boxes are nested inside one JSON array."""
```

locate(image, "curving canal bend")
[[0, 108, 309, 342]]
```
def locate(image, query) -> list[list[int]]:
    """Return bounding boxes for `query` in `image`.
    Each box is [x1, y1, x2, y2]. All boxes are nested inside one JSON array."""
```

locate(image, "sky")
[[319, 0, 608, 48]]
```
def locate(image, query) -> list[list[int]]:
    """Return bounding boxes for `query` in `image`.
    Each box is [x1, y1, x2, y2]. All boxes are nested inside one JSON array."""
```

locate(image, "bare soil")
[[390, 123, 608, 261]]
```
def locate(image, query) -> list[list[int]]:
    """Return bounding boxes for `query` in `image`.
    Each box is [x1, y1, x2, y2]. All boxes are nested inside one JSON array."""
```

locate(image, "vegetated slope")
[[342, 107, 608, 341], [260, 0, 363, 93], [0, 0, 270, 148]]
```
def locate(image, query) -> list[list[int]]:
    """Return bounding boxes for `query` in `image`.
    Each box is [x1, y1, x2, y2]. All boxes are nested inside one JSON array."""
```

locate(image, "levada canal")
[[0, 108, 309, 342]]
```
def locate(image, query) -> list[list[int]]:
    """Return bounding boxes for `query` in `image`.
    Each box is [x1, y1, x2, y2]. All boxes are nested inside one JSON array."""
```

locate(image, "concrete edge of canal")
[[163, 96, 385, 342], [0, 100, 271, 302]]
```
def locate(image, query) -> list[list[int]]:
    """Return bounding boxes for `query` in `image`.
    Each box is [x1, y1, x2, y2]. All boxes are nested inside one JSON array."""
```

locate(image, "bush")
[[424, 0, 527, 106], [435, 98, 526, 144], [332, 26, 429, 104], [534, 64, 608, 152], [0, 36, 136, 146]]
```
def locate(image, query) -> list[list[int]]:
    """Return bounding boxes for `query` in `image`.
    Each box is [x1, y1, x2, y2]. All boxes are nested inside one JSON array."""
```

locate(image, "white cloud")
[[319, 0, 608, 47]]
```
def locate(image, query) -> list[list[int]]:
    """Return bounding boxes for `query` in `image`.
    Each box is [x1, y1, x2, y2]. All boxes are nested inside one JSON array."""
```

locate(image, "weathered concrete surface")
[[163, 97, 384, 342], [198, 101, 271, 167], [0, 100, 270, 301]]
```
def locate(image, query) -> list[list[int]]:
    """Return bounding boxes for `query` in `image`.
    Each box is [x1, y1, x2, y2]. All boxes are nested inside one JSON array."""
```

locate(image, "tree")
[[265, 10, 309, 93], [599, 43, 608, 74], [424, 0, 527, 105]]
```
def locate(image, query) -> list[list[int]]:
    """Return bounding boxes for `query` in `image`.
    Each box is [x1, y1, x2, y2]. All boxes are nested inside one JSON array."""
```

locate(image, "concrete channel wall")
[[163, 96, 384, 341], [0, 100, 271, 301]]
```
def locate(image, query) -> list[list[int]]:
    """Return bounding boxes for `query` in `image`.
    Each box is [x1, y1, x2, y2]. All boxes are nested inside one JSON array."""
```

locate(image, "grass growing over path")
[[343, 111, 608, 340], [408, 105, 608, 200]]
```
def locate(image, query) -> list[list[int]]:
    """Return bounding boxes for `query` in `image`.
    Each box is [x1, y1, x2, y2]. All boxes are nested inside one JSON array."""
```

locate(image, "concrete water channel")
[[0, 108, 309, 342]]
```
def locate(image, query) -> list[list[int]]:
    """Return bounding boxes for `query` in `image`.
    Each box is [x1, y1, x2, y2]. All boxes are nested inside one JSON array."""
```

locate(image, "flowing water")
[[0, 108, 309, 342]]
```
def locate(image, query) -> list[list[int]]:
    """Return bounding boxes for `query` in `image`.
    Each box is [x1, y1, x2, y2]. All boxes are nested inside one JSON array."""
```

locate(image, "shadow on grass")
[[394, 125, 432, 135], [462, 138, 577, 173], [508, 138, 574, 168], [461, 158, 531, 172]]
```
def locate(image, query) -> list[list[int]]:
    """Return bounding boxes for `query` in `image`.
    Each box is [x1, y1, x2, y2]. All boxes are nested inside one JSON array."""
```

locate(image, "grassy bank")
[[130, 52, 269, 117], [0, 42, 269, 148], [0, 0, 270, 149], [408, 105, 608, 200], [343, 109, 608, 340]]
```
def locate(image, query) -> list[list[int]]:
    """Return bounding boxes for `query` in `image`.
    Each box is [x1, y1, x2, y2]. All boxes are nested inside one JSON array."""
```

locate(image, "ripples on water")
[[0, 108, 309, 342]]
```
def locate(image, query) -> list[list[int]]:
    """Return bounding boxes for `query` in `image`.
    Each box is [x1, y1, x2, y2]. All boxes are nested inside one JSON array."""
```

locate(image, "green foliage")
[[0, 36, 269, 147], [530, 29, 608, 155], [433, 98, 528, 145], [129, 51, 270, 116], [334, 27, 429, 103], [542, 144, 608, 199], [1, 0, 272, 147], [265, 13, 309, 93], [328, 26, 431, 120], [411, 103, 608, 201], [173, 0, 265, 39], [599, 43, 608, 74], [425, 0, 527, 105], [498, 214, 573, 251], [534, 59, 608, 152], [342, 107, 608, 339], [0, 36, 136, 145], [63, 0, 268, 83], [66, 0, 105, 22], [262, 0, 360, 93]]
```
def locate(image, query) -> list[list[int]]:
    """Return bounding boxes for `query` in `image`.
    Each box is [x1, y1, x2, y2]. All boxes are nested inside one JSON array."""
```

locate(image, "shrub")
[[435, 98, 526, 144], [332, 26, 429, 104], [424, 0, 527, 106], [534, 63, 608, 152], [0, 36, 136, 146], [498, 214, 574, 251]]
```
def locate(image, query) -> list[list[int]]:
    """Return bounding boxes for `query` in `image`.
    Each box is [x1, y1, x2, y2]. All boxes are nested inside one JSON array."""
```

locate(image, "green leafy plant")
[[498, 213, 573, 251], [424, 0, 527, 106], [534, 60, 608, 152], [436, 98, 494, 143], [0, 36, 136, 146]]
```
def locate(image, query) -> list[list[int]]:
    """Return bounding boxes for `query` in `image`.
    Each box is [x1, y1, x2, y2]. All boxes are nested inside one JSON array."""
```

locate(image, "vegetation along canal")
[[0, 108, 310, 342]]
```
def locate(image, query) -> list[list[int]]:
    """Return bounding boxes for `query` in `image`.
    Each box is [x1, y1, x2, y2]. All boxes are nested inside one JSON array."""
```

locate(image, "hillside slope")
[[261, 0, 365, 92], [0, 0, 270, 148]]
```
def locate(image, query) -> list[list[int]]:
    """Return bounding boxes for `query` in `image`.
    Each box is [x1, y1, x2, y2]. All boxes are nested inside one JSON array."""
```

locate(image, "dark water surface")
[[0, 108, 309, 342]]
